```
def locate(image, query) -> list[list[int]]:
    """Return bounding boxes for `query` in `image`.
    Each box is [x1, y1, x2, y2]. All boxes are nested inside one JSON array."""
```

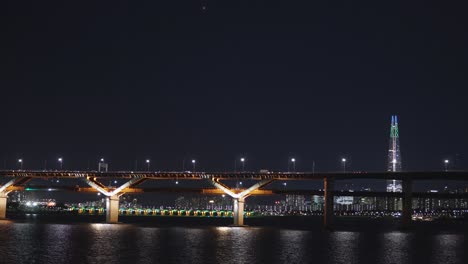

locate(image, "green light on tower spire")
[[390, 115, 399, 138]]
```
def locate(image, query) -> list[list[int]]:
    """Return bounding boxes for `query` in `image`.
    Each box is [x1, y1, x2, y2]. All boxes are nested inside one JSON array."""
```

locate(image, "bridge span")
[[1, 170, 467, 228]]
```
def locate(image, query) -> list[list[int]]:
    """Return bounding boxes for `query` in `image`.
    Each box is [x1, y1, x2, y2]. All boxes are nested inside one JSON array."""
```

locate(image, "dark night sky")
[[1, 0, 468, 174]]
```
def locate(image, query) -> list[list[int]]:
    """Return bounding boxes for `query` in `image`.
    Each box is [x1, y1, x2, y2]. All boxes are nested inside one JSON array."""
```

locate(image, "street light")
[[341, 158, 346, 173], [240, 157, 245, 171], [291, 158, 296, 172], [98, 158, 108, 172], [192, 159, 196, 172], [444, 159, 449, 172], [18, 159, 23, 170], [146, 159, 150, 171], [58, 157, 63, 170]]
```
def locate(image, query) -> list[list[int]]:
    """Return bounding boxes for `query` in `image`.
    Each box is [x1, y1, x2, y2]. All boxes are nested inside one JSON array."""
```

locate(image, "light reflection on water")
[[380, 232, 412, 264], [278, 229, 310, 263], [432, 234, 463, 264], [329, 231, 360, 264], [0, 221, 466, 264]]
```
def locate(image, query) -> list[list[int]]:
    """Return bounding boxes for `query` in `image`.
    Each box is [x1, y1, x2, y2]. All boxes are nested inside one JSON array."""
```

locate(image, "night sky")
[[1, 0, 468, 174]]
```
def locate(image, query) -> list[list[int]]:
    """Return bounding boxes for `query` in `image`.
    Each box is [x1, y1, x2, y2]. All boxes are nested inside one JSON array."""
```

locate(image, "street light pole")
[[18, 159, 23, 170], [341, 158, 346, 173], [444, 159, 449, 172], [58, 157, 63, 170], [192, 159, 196, 172], [146, 159, 150, 171], [240, 157, 245, 171], [291, 158, 296, 172]]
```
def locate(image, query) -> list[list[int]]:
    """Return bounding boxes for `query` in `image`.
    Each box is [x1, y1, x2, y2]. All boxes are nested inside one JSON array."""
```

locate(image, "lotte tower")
[[387, 115, 402, 192]]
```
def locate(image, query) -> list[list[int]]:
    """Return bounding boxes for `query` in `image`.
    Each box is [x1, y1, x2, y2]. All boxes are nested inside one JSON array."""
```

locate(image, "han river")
[[0, 216, 466, 264]]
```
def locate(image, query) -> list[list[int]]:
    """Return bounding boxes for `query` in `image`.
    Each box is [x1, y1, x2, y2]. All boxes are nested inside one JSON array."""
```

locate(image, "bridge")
[[1, 170, 467, 228]]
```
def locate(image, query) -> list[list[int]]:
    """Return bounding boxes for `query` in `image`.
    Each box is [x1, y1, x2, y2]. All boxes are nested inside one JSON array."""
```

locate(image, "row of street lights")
[[17, 157, 63, 170], [13, 157, 453, 172]]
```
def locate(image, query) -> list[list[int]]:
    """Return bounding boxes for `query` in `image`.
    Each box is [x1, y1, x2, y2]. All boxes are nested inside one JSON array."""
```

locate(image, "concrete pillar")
[[106, 195, 120, 223], [0, 192, 7, 219], [323, 177, 334, 229], [233, 197, 245, 226], [402, 178, 412, 227]]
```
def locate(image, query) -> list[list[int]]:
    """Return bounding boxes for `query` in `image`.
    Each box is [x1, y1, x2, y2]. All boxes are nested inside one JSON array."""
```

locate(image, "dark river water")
[[0, 216, 466, 264]]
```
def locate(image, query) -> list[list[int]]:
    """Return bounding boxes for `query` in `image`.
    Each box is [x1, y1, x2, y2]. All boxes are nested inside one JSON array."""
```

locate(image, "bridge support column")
[[233, 197, 245, 226], [106, 195, 120, 223], [402, 178, 412, 228], [208, 178, 273, 226], [0, 177, 30, 220], [84, 177, 147, 223], [323, 177, 334, 229], [0, 192, 7, 219]]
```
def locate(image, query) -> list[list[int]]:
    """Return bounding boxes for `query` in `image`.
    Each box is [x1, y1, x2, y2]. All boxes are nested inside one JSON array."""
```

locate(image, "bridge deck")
[[1, 170, 468, 180]]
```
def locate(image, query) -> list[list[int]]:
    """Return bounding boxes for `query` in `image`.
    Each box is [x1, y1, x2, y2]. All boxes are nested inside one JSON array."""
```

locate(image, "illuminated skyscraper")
[[387, 115, 402, 192], [386, 115, 402, 211]]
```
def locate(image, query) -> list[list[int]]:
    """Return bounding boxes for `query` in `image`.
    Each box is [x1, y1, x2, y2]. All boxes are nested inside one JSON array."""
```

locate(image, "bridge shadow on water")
[[6, 213, 468, 233]]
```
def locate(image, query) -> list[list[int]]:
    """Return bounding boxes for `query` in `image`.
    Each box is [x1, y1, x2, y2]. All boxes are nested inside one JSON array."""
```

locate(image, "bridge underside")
[[1, 170, 468, 226]]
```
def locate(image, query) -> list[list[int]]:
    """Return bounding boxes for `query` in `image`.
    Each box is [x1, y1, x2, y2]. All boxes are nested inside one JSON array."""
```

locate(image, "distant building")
[[387, 115, 402, 210], [9, 191, 26, 203], [285, 194, 305, 210], [312, 195, 324, 205], [335, 196, 353, 205], [387, 115, 402, 189], [311, 195, 324, 211]]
